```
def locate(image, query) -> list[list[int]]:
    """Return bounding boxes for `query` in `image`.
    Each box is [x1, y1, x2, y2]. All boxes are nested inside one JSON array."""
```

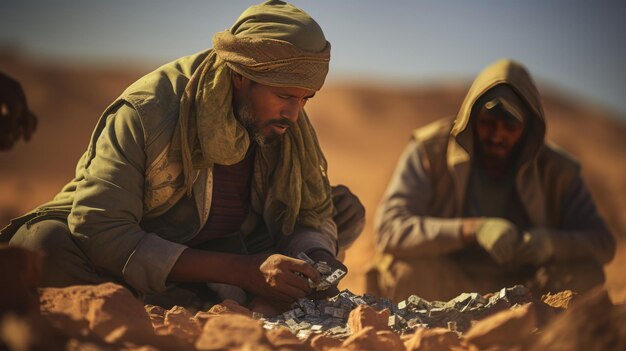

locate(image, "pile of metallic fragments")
[[258, 253, 533, 340]]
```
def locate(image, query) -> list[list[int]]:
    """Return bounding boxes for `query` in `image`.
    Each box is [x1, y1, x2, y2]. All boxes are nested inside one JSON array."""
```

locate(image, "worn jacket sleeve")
[[375, 140, 466, 258], [68, 103, 187, 294], [547, 173, 616, 264], [279, 218, 338, 257]]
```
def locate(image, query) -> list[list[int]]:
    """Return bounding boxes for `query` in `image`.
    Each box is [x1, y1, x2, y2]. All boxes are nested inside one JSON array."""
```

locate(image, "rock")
[[341, 326, 404, 351], [464, 303, 536, 349], [375, 330, 406, 350], [308, 334, 342, 351], [347, 304, 390, 333], [530, 287, 626, 351], [162, 305, 201, 343], [266, 326, 311, 350], [404, 327, 461, 351], [541, 290, 577, 309], [0, 312, 67, 351], [39, 282, 154, 345], [193, 310, 216, 327], [207, 298, 253, 317], [0, 245, 42, 315], [195, 314, 269, 350], [144, 305, 166, 328]]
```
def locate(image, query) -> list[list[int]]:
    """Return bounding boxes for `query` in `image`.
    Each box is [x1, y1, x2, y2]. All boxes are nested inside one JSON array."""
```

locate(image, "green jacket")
[[1, 51, 338, 294], [375, 60, 615, 265]]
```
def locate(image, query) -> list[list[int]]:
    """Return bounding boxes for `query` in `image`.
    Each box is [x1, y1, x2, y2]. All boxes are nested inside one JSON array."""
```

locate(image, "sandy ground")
[[1, 52, 625, 303]]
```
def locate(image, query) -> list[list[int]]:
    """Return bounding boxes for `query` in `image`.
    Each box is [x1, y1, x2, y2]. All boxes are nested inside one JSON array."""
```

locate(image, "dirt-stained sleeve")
[[549, 173, 616, 264], [68, 103, 187, 294], [375, 140, 465, 258]]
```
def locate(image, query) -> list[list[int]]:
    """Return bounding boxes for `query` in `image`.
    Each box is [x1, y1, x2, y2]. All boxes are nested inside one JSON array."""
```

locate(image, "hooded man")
[[1, 0, 365, 312], [369, 59, 615, 301]]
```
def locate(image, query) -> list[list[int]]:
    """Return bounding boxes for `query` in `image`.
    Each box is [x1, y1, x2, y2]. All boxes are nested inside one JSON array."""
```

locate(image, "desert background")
[[1, 48, 625, 304], [1, 0, 625, 304]]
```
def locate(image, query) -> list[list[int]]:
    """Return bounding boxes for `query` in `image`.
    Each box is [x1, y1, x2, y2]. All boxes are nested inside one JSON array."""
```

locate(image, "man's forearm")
[[167, 248, 249, 286], [375, 207, 466, 258], [549, 229, 616, 264]]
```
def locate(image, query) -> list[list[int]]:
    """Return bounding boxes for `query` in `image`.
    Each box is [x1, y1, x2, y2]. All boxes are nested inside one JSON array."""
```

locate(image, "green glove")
[[475, 218, 520, 265], [514, 229, 554, 265]]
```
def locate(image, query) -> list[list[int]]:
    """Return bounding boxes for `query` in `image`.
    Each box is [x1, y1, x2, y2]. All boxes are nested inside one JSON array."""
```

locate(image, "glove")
[[306, 249, 348, 299], [331, 185, 365, 249], [513, 229, 554, 265], [475, 218, 520, 265]]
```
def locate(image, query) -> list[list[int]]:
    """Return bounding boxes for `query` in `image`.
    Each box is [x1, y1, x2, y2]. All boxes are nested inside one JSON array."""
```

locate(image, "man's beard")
[[235, 99, 285, 146], [236, 100, 270, 146]]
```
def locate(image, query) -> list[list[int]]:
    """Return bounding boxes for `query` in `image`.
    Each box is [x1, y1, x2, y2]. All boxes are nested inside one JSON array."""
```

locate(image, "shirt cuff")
[[122, 233, 188, 294]]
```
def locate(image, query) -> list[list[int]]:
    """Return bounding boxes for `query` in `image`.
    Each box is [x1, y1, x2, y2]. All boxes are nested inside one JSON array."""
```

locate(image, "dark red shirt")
[[185, 147, 256, 247]]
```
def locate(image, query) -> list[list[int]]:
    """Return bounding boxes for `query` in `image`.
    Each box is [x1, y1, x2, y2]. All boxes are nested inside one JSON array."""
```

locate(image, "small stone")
[[348, 305, 390, 333], [195, 314, 266, 350], [309, 334, 342, 350], [342, 326, 404, 351], [266, 326, 306, 348], [541, 290, 577, 309], [404, 327, 461, 351], [464, 302, 537, 349], [208, 299, 253, 317]]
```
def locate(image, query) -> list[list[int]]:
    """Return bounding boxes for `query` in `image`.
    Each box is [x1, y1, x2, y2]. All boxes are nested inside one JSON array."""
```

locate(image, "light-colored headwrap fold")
[[171, 0, 333, 236]]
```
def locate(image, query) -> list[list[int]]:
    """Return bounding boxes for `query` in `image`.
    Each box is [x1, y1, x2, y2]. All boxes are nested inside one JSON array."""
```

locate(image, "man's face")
[[233, 75, 315, 145], [475, 107, 525, 161]]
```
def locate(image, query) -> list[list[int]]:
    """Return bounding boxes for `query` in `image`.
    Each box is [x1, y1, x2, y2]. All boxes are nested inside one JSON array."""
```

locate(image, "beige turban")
[[174, 0, 334, 236]]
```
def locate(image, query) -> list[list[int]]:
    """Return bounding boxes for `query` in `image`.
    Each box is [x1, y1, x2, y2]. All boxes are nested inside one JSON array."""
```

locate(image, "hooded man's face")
[[232, 74, 315, 145], [475, 105, 526, 161]]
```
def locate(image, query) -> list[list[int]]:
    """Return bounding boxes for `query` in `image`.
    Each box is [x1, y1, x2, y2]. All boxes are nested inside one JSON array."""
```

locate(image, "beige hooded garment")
[[375, 59, 615, 265]]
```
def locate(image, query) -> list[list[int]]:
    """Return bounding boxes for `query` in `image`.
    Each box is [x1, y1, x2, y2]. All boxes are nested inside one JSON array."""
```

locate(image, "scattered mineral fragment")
[[261, 285, 543, 340]]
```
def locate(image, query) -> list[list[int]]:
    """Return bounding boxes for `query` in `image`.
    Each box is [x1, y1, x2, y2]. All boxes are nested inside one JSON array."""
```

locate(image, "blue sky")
[[1, 0, 625, 117]]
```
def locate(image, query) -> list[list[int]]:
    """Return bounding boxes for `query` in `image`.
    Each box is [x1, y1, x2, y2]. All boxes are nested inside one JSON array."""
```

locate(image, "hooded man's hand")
[[513, 228, 554, 265], [474, 218, 521, 265]]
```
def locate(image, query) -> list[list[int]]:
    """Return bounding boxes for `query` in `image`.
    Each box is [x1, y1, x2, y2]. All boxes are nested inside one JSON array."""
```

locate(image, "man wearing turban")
[[2, 0, 365, 312], [369, 60, 615, 302]]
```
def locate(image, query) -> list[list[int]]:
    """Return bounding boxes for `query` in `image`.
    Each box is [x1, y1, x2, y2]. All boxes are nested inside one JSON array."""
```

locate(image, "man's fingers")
[[331, 185, 349, 197], [515, 244, 535, 263], [278, 282, 308, 300], [289, 259, 321, 282], [333, 195, 353, 214], [334, 207, 358, 229], [283, 270, 312, 293]]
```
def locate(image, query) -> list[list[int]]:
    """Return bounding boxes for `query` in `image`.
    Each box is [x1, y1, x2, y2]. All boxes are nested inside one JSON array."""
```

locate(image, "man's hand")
[[332, 185, 365, 245], [0, 72, 37, 150], [513, 229, 554, 266], [306, 249, 347, 299], [475, 218, 520, 265], [239, 253, 320, 305]]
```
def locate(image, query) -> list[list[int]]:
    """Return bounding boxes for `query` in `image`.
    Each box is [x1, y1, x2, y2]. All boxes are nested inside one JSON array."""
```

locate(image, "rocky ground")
[[2, 245, 625, 351]]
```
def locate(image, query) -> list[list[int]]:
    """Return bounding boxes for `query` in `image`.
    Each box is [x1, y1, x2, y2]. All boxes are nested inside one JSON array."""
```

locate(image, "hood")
[[450, 59, 546, 166]]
